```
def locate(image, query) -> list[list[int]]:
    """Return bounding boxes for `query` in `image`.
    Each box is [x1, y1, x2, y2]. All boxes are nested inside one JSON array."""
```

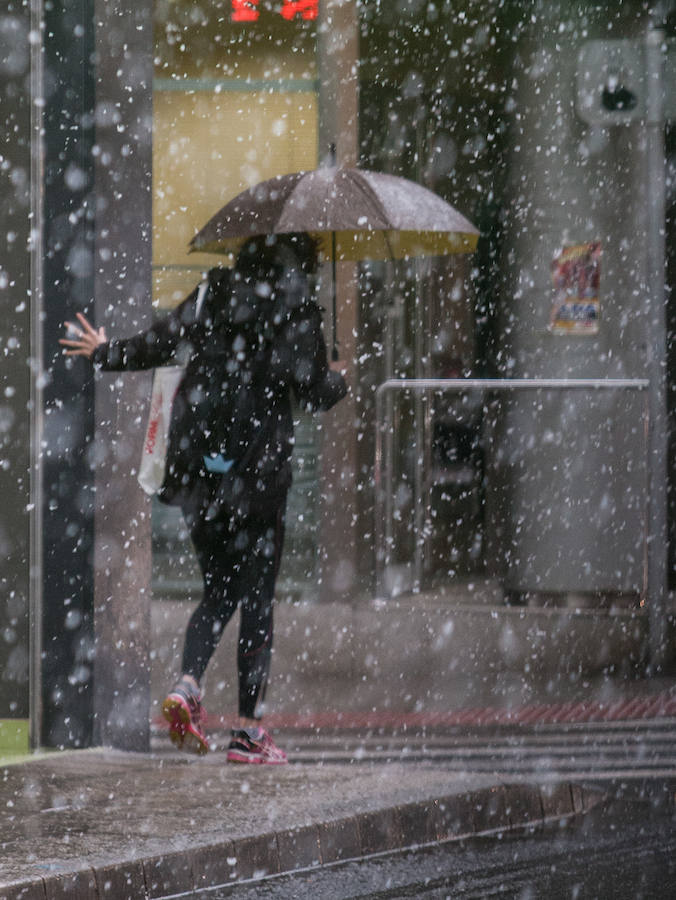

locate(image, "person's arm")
[[59, 290, 200, 371], [283, 303, 347, 411]]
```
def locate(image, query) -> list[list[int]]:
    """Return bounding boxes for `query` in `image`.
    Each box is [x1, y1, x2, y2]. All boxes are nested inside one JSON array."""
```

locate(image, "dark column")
[[41, 0, 97, 749], [0, 7, 32, 743], [91, 0, 153, 750]]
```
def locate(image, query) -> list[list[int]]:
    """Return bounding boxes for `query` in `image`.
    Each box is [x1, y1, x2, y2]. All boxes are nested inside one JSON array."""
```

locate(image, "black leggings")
[[181, 503, 286, 719]]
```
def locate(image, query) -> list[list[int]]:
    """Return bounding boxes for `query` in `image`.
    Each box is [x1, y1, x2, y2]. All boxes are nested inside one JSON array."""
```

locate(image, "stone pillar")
[[41, 0, 98, 750], [317, 0, 361, 602], [92, 0, 153, 750]]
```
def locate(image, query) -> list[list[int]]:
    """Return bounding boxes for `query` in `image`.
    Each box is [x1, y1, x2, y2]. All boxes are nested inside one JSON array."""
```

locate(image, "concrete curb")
[[1, 781, 605, 900]]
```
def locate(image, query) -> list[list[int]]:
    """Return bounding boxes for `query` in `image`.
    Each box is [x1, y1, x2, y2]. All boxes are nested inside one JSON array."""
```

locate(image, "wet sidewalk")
[[0, 742, 605, 900], [3, 678, 676, 900]]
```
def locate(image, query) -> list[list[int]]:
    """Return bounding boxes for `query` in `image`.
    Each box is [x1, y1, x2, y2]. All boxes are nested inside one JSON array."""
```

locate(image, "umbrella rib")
[[344, 169, 393, 230]]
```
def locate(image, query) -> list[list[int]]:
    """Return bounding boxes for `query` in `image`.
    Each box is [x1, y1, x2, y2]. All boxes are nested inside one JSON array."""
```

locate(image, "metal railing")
[[374, 378, 650, 600]]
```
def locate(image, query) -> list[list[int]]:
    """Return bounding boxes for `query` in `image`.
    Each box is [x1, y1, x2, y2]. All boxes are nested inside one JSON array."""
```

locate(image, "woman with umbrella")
[[60, 232, 347, 763]]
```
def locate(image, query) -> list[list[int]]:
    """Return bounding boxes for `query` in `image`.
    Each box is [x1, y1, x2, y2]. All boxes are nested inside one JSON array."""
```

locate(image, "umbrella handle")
[[331, 230, 339, 361]]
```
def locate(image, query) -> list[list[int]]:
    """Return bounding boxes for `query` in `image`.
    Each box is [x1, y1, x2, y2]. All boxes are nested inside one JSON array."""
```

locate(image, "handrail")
[[374, 377, 650, 601], [376, 377, 650, 397]]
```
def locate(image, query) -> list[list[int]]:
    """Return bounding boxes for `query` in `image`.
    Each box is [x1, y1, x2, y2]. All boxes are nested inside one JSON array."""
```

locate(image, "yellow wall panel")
[[153, 89, 317, 309]]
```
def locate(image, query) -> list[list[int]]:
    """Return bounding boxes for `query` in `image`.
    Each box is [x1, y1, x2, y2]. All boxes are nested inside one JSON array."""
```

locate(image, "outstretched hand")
[[59, 312, 107, 359]]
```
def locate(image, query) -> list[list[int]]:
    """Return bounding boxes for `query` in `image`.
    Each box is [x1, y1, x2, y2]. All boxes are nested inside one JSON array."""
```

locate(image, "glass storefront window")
[[152, 1, 322, 601]]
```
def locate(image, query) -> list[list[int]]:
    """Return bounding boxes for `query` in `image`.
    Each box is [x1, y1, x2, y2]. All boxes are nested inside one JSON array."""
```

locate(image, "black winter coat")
[[92, 268, 346, 517]]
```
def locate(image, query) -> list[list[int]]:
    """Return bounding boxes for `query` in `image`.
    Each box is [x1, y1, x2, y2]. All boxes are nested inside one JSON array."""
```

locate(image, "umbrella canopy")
[[190, 167, 479, 261]]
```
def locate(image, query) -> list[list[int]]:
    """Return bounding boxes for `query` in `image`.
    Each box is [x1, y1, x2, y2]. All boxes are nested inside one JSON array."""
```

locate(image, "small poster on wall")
[[549, 241, 601, 335]]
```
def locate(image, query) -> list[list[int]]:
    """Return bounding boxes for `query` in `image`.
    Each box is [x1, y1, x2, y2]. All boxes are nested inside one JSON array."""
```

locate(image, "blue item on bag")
[[203, 453, 235, 474]]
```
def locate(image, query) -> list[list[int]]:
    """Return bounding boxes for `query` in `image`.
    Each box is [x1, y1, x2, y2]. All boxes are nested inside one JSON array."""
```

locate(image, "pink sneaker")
[[162, 681, 210, 756], [226, 727, 288, 765]]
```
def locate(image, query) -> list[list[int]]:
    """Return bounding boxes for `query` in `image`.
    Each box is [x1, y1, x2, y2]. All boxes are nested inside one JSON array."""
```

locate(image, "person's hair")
[[235, 232, 319, 277]]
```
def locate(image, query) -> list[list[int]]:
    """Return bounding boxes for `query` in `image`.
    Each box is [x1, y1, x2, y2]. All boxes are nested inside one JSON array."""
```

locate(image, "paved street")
[[197, 789, 676, 899]]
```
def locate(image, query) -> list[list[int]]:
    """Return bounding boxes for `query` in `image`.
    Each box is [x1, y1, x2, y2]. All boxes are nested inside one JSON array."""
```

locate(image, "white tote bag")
[[137, 365, 184, 495], [137, 280, 208, 496]]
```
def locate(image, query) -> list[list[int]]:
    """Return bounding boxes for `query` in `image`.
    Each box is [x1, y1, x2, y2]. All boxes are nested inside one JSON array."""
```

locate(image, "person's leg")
[[181, 518, 240, 683], [227, 506, 288, 764], [163, 512, 240, 754], [236, 504, 285, 721]]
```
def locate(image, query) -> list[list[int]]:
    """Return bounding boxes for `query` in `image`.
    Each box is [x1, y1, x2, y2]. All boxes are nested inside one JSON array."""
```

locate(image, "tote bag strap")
[[195, 278, 209, 321]]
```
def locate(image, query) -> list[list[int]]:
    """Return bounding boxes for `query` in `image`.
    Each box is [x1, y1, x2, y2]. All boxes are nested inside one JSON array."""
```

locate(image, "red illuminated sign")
[[280, 0, 318, 19], [231, 1, 318, 22], [232, 0, 259, 22]]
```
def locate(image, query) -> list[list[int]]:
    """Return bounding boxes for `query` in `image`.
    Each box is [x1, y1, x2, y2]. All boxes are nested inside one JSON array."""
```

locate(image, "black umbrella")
[[190, 166, 479, 358]]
